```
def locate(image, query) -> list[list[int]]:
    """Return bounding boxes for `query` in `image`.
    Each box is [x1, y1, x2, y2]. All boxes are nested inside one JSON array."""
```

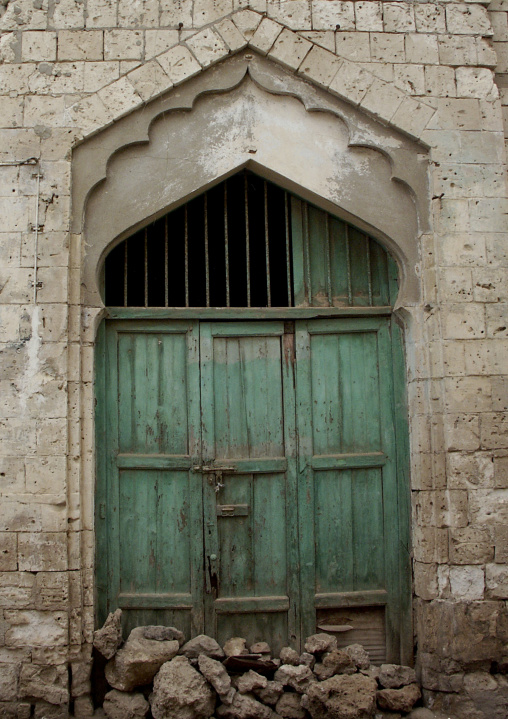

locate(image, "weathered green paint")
[[96, 315, 410, 659]]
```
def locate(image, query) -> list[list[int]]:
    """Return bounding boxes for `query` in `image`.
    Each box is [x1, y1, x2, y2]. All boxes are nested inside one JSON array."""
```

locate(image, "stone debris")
[[102, 689, 149, 719], [105, 627, 179, 691], [93, 609, 123, 660], [151, 655, 216, 719], [251, 642, 272, 655], [93, 627, 424, 719]]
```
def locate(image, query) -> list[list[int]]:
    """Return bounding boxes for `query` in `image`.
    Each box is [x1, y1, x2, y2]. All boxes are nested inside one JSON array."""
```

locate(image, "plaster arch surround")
[[75, 51, 430, 307]]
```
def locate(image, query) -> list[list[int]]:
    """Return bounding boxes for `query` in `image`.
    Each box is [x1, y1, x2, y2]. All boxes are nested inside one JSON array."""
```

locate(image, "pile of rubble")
[[93, 610, 423, 719]]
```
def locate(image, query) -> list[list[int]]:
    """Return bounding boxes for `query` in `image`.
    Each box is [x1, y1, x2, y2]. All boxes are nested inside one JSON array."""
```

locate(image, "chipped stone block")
[[17, 532, 67, 572], [126, 60, 172, 102], [232, 9, 263, 40], [22, 31, 57, 62], [156, 45, 201, 86], [0, 533, 17, 572], [354, 1, 383, 32], [186, 28, 228, 68], [312, 0, 355, 31], [298, 44, 342, 88], [445, 3, 492, 36], [383, 3, 416, 33], [267, 0, 311, 30], [215, 18, 248, 52], [248, 17, 283, 55], [19, 663, 69, 705], [5, 610, 68, 647], [269, 28, 312, 70]]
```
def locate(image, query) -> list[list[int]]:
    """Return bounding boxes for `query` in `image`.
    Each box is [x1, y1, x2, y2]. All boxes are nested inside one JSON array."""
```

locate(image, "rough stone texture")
[[280, 647, 300, 665], [237, 669, 268, 694], [379, 664, 418, 689], [216, 691, 278, 719], [93, 609, 123, 660], [103, 689, 149, 719], [223, 637, 248, 657], [275, 692, 306, 719], [197, 654, 231, 696], [274, 664, 315, 693], [142, 626, 185, 645], [150, 656, 215, 719], [343, 644, 371, 671], [314, 650, 356, 680], [253, 680, 284, 706], [303, 673, 378, 719], [304, 634, 338, 656], [180, 635, 225, 660], [299, 653, 316, 669], [250, 642, 271, 655], [105, 627, 179, 691], [377, 683, 422, 713]]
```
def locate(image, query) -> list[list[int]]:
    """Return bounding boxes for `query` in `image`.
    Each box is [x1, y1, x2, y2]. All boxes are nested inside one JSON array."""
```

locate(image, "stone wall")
[[0, 0, 507, 717]]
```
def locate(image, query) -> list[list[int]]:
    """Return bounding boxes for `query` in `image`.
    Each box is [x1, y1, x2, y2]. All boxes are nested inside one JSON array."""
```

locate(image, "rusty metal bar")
[[124, 240, 128, 307], [224, 183, 230, 307], [325, 213, 332, 307], [204, 193, 210, 308], [366, 237, 373, 306], [164, 216, 169, 308], [264, 181, 271, 307], [144, 228, 148, 308], [244, 172, 251, 307], [303, 201, 311, 305], [345, 224, 352, 306], [184, 205, 189, 307], [285, 192, 292, 306]]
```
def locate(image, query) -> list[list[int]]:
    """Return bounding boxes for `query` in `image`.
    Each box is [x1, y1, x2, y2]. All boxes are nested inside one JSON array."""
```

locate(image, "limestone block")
[[0, 663, 19, 701], [144, 30, 179, 59], [5, 610, 68, 647], [0, 572, 35, 609], [383, 3, 416, 33], [117, 0, 159, 28], [19, 663, 69, 705], [248, 17, 284, 54], [22, 31, 57, 62], [298, 44, 342, 88], [160, 0, 193, 27], [439, 34, 477, 66], [481, 412, 508, 449], [444, 377, 492, 413], [449, 565, 485, 600], [274, 664, 314, 693], [0, 533, 17, 571], [229, 12, 260, 40], [360, 77, 405, 121], [156, 45, 201, 86], [446, 3, 492, 36], [186, 28, 228, 68], [354, 2, 383, 32], [105, 627, 179, 691], [103, 689, 149, 719], [57, 30, 103, 61], [216, 691, 275, 719], [49, 0, 85, 29], [415, 3, 446, 34], [31, 647, 67, 666], [406, 33, 438, 64], [394, 64, 425, 96], [269, 28, 312, 71], [17, 532, 67, 572], [193, 0, 233, 27], [391, 97, 435, 138], [104, 30, 143, 61], [267, 0, 311, 30], [97, 77, 142, 120], [126, 60, 172, 102], [425, 66, 456, 98], [215, 18, 248, 52], [34, 573, 69, 611], [494, 453, 508, 488], [303, 673, 377, 719], [485, 563, 508, 599], [456, 67, 496, 100], [412, 526, 449, 564], [85, 0, 117, 28], [311, 1, 355, 31], [414, 561, 438, 600], [197, 654, 231, 696], [329, 59, 373, 105], [377, 683, 421, 712], [275, 692, 305, 719], [450, 525, 494, 565], [73, 695, 94, 719], [370, 31, 404, 62], [33, 700, 69, 719], [335, 31, 370, 61]]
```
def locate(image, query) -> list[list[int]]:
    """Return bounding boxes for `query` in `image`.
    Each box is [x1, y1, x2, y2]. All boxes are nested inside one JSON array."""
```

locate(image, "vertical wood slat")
[[244, 172, 251, 308], [285, 192, 292, 307], [366, 239, 373, 306], [184, 205, 189, 308], [345, 225, 353, 306], [264, 181, 271, 308], [123, 240, 128, 307], [204, 193, 210, 308], [164, 216, 169, 308], [144, 228, 148, 308], [325, 214, 332, 307], [224, 183, 230, 308], [303, 202, 311, 305]]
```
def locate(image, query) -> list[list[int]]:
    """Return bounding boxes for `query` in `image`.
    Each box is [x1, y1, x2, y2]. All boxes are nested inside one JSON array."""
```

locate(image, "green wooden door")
[[96, 316, 409, 659]]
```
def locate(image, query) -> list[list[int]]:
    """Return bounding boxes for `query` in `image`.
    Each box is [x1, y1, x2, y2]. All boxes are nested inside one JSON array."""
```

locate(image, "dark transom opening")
[[103, 170, 397, 309]]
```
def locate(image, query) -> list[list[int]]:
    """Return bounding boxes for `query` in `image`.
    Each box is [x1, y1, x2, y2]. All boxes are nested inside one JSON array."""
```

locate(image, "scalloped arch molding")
[[74, 51, 430, 307]]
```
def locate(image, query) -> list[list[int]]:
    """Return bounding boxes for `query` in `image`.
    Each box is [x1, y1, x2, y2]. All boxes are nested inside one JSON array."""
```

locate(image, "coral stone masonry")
[[1, 0, 508, 717]]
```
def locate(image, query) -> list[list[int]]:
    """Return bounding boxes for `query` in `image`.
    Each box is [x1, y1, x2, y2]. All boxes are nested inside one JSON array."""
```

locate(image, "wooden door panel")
[[200, 322, 298, 653]]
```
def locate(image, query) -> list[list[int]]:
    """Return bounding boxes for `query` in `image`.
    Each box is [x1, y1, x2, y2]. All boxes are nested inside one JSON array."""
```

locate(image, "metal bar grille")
[[104, 169, 394, 310]]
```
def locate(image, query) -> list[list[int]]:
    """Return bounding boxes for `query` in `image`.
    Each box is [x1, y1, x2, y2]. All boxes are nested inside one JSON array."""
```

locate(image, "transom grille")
[[104, 170, 397, 308]]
